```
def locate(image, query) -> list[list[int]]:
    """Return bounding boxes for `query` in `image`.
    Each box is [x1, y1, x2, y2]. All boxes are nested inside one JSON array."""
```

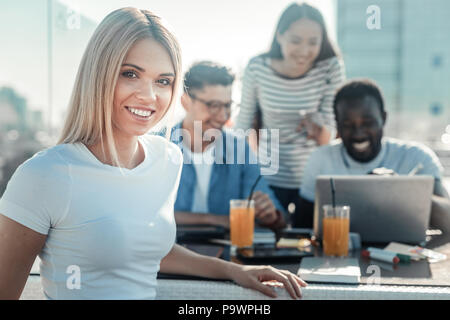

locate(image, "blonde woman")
[[0, 7, 306, 300]]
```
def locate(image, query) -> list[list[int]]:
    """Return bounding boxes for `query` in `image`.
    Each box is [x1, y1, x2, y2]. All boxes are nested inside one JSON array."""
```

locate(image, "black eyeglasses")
[[188, 93, 233, 116]]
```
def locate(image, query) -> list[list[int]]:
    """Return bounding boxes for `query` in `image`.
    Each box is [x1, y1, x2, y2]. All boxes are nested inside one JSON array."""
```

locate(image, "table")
[[20, 231, 450, 300], [20, 275, 450, 300], [155, 280, 450, 300], [154, 234, 450, 300]]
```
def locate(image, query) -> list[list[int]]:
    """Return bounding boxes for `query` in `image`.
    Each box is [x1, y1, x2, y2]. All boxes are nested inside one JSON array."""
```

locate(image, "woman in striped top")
[[235, 2, 345, 226]]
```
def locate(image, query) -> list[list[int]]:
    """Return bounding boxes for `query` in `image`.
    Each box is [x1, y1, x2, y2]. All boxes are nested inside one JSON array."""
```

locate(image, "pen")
[[369, 247, 410, 262], [362, 248, 400, 264]]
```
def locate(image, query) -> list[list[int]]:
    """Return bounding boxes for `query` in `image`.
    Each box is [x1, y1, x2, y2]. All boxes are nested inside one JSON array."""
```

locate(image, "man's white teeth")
[[353, 141, 370, 151], [128, 107, 152, 117]]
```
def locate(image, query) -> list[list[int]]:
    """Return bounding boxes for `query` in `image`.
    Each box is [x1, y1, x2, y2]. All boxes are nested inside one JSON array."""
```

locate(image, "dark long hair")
[[266, 2, 339, 62]]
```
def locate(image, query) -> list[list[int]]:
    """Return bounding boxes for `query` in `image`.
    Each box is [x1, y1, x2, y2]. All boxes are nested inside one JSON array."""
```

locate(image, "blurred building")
[[0, 0, 97, 136], [50, 0, 97, 133], [0, 87, 29, 132], [0, 100, 20, 131], [0, 1, 97, 195], [337, 0, 450, 144]]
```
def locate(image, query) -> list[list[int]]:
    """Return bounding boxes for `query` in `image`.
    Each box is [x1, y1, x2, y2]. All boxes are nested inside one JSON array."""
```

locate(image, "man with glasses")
[[170, 61, 286, 231]]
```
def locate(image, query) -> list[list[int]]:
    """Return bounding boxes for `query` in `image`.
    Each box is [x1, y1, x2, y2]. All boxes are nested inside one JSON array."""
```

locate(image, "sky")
[[58, 0, 337, 70], [0, 0, 336, 127]]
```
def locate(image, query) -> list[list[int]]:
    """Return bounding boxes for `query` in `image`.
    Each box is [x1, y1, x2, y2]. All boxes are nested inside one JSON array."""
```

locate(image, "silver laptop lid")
[[313, 175, 434, 244]]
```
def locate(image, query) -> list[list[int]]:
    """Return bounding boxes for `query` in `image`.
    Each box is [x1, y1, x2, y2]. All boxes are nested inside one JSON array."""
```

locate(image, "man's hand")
[[252, 191, 278, 226]]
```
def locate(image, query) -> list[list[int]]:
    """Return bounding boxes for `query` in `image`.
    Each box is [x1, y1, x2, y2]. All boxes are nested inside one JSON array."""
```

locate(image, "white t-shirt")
[[0, 135, 183, 299], [181, 144, 215, 213]]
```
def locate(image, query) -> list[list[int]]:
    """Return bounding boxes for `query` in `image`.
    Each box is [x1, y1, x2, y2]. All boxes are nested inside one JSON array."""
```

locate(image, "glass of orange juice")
[[229, 199, 255, 248], [322, 205, 350, 257]]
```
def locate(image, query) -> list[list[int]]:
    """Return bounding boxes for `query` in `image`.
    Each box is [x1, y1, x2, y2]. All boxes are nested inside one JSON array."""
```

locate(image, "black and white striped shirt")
[[235, 55, 346, 188]]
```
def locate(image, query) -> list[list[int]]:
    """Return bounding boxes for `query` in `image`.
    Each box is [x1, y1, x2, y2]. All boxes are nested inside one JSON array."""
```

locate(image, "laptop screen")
[[313, 175, 434, 244]]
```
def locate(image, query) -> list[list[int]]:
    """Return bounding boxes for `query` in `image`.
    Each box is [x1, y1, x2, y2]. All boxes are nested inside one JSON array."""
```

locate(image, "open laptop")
[[313, 175, 434, 244]]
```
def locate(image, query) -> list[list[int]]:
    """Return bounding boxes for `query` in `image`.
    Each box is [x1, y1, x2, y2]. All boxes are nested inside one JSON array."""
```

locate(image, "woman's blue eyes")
[[121, 71, 172, 86]]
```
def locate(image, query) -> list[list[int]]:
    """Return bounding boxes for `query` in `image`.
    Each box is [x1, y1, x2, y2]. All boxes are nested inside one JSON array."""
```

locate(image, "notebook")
[[297, 257, 361, 284], [253, 229, 277, 245]]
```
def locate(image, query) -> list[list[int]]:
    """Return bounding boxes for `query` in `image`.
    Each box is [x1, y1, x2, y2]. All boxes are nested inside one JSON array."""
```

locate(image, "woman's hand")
[[227, 264, 307, 299], [296, 113, 331, 146]]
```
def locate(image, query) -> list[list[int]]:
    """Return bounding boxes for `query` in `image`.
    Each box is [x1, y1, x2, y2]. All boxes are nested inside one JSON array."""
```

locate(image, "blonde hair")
[[58, 7, 182, 166]]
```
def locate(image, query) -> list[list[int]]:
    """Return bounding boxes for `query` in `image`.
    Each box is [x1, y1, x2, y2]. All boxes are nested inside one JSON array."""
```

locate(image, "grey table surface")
[[20, 234, 450, 300]]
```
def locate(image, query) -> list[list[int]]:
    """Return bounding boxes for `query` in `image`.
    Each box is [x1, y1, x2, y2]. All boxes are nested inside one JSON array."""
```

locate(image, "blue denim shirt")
[[168, 122, 285, 216]]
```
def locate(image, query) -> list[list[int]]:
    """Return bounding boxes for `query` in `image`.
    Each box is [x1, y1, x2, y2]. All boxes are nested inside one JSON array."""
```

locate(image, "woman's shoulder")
[[248, 54, 265, 64], [246, 54, 269, 71], [20, 144, 72, 171], [9, 144, 73, 188]]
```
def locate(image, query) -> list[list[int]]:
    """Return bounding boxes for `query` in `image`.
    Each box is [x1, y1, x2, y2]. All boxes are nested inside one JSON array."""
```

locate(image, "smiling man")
[[292, 79, 450, 232], [170, 61, 286, 232]]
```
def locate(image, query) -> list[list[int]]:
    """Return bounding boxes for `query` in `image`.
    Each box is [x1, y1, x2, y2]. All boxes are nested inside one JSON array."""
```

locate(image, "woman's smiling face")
[[112, 37, 175, 139], [277, 18, 323, 70]]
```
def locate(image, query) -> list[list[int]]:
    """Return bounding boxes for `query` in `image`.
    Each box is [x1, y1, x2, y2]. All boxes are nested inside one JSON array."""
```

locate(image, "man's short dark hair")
[[333, 79, 385, 117], [183, 61, 235, 94]]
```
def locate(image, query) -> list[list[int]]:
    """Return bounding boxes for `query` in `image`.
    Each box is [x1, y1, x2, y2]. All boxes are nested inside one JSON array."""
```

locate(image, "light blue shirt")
[[300, 137, 444, 202], [169, 123, 286, 217]]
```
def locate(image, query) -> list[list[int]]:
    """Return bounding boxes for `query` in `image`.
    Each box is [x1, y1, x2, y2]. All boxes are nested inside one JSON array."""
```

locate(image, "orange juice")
[[323, 216, 350, 256], [230, 206, 255, 247]]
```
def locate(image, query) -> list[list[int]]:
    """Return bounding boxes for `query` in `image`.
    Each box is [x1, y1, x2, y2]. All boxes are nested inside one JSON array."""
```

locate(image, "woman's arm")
[[297, 58, 345, 145], [160, 244, 307, 299], [0, 214, 47, 299], [302, 122, 332, 146]]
